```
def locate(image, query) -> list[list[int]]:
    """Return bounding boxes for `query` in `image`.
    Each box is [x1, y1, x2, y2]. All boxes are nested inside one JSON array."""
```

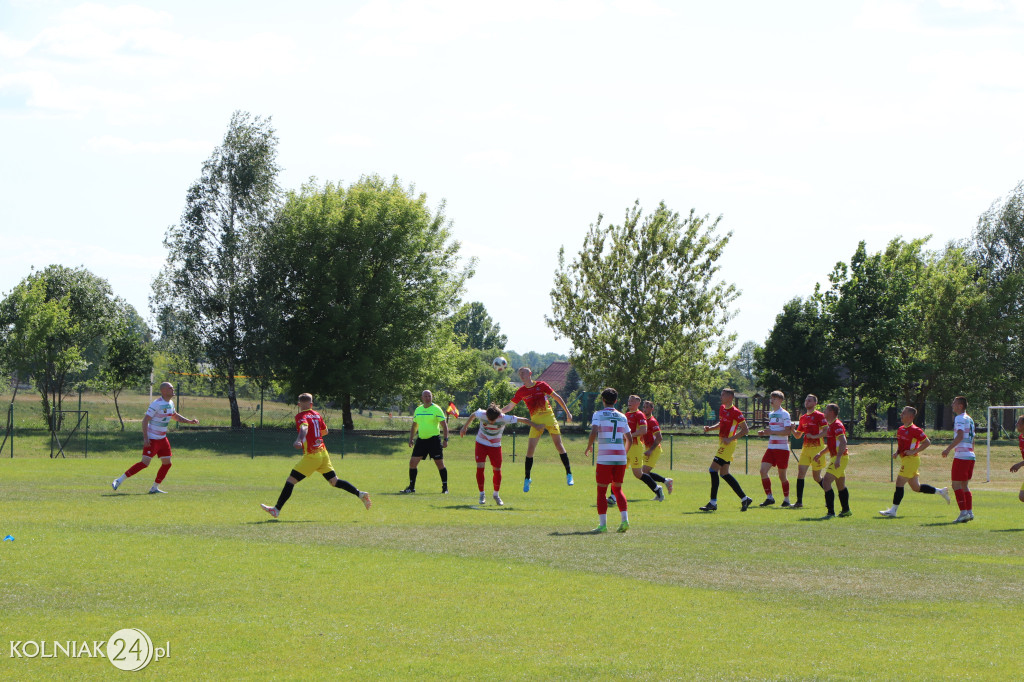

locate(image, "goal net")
[[986, 405, 1024, 483]]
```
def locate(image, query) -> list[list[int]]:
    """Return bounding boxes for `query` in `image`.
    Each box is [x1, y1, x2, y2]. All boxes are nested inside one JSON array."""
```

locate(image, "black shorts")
[[412, 435, 444, 460], [712, 457, 729, 466]]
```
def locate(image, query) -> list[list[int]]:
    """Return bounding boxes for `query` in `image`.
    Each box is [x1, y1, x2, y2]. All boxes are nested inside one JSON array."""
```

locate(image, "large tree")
[[153, 111, 280, 428], [547, 200, 737, 404], [259, 176, 475, 428], [755, 297, 837, 409], [452, 301, 507, 351], [92, 302, 154, 430]]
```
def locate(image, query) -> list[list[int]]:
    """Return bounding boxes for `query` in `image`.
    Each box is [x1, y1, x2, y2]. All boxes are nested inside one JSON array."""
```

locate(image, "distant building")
[[537, 360, 571, 394]]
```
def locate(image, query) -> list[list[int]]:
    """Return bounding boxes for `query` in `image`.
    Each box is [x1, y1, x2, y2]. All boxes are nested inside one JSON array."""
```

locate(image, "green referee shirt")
[[413, 403, 447, 439]]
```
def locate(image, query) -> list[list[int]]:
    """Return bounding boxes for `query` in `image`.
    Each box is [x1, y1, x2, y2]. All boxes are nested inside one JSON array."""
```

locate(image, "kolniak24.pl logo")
[[8, 629, 169, 671]]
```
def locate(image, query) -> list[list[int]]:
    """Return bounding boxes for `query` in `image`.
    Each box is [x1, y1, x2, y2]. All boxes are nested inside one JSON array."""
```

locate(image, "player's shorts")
[[797, 444, 825, 469], [627, 441, 646, 468], [644, 444, 663, 468], [951, 458, 975, 482], [143, 437, 172, 459], [1020, 478, 1024, 493], [295, 447, 335, 476], [897, 454, 921, 480], [528, 409, 560, 438], [412, 435, 444, 460], [474, 442, 502, 468], [825, 454, 849, 478], [761, 448, 789, 469], [595, 463, 627, 486], [715, 438, 738, 463]]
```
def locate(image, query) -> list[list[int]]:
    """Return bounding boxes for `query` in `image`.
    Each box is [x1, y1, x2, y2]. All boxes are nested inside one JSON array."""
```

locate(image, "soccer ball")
[[492, 357, 508, 372]]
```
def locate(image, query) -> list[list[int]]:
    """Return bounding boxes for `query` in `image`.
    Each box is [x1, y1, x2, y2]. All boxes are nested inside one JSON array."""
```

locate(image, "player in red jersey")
[[791, 394, 828, 509], [624, 395, 666, 500], [640, 400, 673, 495], [699, 388, 753, 512], [501, 367, 574, 492], [260, 394, 371, 518], [1010, 415, 1024, 503], [814, 403, 851, 518], [879, 406, 950, 517]]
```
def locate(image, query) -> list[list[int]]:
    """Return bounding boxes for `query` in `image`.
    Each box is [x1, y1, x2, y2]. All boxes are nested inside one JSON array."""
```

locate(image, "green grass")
[[2, 444, 1024, 680]]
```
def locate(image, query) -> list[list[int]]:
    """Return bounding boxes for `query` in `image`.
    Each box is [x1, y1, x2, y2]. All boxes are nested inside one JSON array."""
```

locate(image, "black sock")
[[893, 487, 905, 505], [440, 468, 448, 486], [722, 473, 745, 499], [335, 479, 359, 495], [525, 458, 534, 479], [920, 484, 937, 494], [710, 471, 720, 499], [640, 473, 659, 493], [838, 488, 850, 512], [825, 489, 835, 514], [275, 481, 294, 511], [648, 472, 666, 483], [558, 452, 572, 474], [817, 479, 824, 489], [409, 468, 418, 490], [796, 478, 805, 503]]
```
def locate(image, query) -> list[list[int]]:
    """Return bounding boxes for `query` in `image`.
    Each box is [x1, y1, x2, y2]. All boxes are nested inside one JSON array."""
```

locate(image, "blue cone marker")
[[3, 535, 13, 542]]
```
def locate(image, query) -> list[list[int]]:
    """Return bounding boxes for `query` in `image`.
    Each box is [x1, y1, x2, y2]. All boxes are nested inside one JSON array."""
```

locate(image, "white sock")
[[891, 505, 899, 512], [784, 496, 790, 503], [710, 498, 717, 504], [116, 475, 125, 484], [621, 510, 628, 522], [598, 513, 607, 525]]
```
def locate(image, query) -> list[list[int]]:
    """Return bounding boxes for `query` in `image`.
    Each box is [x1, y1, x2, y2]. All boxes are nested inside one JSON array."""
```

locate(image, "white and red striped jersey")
[[767, 407, 791, 450], [953, 413, 976, 460], [472, 409, 518, 447], [592, 407, 629, 465], [144, 398, 175, 439]]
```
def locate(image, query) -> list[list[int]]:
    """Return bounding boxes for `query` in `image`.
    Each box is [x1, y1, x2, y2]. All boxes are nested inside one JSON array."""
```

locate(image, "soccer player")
[[791, 394, 828, 508], [641, 400, 673, 495], [757, 390, 793, 507], [111, 382, 198, 494], [1010, 415, 1024, 504], [501, 367, 574, 492], [260, 394, 371, 518], [699, 388, 753, 512], [584, 387, 631, 533], [813, 403, 852, 518], [401, 390, 450, 494], [459, 403, 543, 505], [879, 406, 950, 517], [941, 396, 976, 523], [625, 395, 666, 501]]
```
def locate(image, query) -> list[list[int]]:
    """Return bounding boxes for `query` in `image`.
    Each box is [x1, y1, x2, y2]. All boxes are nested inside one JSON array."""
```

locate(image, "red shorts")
[[951, 458, 975, 482], [595, 463, 627, 486], [474, 442, 502, 468], [761, 448, 789, 469], [143, 437, 172, 459]]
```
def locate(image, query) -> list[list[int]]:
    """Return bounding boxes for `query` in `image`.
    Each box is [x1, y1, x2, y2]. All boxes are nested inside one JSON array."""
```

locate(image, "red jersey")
[[643, 415, 661, 447], [798, 410, 828, 447], [512, 381, 554, 415], [295, 409, 327, 453], [718, 404, 745, 439], [896, 423, 926, 455], [1018, 433, 1023, 459], [626, 409, 648, 439], [825, 419, 847, 456]]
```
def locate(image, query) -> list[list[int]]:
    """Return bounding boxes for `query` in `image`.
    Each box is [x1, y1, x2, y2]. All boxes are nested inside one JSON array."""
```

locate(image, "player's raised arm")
[[550, 391, 572, 422], [500, 401, 517, 414], [703, 419, 721, 434], [459, 413, 478, 437]]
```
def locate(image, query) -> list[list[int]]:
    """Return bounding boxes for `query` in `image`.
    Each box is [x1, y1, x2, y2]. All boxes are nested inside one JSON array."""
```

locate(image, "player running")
[[584, 387, 632, 533], [501, 367, 574, 492], [791, 394, 828, 509], [111, 382, 198, 494], [460, 403, 542, 505], [814, 403, 852, 518], [640, 400, 673, 496], [757, 391, 793, 507], [260, 394, 371, 518], [1010, 415, 1024, 504], [941, 396, 977, 523], [625, 395, 665, 501], [879, 406, 950, 517], [699, 388, 754, 512]]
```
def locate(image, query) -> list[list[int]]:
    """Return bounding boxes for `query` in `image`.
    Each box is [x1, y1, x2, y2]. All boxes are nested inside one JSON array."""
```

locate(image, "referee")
[[401, 390, 450, 494]]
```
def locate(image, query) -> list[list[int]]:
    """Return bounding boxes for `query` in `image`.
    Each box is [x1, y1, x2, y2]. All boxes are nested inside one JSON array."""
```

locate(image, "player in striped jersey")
[[757, 390, 793, 507], [584, 387, 632, 533], [879, 406, 950, 517], [1010, 416, 1024, 503], [941, 396, 976, 523], [460, 403, 543, 506], [260, 394, 371, 518]]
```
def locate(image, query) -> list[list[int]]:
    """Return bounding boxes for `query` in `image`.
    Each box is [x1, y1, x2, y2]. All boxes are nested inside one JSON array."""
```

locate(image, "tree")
[[0, 266, 117, 433], [152, 111, 280, 429], [547, 201, 737, 404], [452, 302, 507, 350], [735, 340, 759, 389], [259, 176, 475, 428], [755, 297, 837, 410], [93, 303, 153, 430]]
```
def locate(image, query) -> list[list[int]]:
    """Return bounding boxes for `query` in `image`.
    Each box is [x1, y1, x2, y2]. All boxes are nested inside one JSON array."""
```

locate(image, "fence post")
[[745, 434, 749, 475], [512, 430, 516, 462], [340, 427, 345, 459], [84, 412, 89, 458], [251, 423, 255, 459]]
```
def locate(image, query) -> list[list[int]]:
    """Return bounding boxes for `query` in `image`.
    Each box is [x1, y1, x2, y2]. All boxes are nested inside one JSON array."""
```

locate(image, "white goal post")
[[986, 405, 1024, 484]]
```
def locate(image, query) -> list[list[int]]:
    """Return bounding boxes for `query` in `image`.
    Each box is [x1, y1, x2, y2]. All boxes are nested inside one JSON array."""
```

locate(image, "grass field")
[[2, 432, 1023, 680]]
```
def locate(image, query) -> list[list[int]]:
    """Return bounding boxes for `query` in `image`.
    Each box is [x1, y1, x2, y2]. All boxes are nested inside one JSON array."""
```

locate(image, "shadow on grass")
[[990, 528, 1024, 533], [798, 516, 837, 522], [920, 520, 965, 527], [548, 529, 610, 536], [243, 519, 318, 525]]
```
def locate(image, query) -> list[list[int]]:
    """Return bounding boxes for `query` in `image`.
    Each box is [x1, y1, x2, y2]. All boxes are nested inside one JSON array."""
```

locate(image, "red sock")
[[597, 485, 609, 514], [782, 480, 790, 498], [762, 478, 772, 496], [965, 491, 972, 510], [124, 462, 148, 478], [954, 489, 966, 510], [613, 487, 627, 511], [476, 467, 485, 492], [155, 461, 171, 484], [493, 469, 502, 491]]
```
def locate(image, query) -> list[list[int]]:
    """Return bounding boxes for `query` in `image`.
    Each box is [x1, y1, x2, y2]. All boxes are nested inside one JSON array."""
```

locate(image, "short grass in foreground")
[[1, 455, 1023, 680]]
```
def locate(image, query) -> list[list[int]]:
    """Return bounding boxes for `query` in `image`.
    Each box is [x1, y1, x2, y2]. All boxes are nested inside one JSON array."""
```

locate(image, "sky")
[[2, 0, 1023, 358]]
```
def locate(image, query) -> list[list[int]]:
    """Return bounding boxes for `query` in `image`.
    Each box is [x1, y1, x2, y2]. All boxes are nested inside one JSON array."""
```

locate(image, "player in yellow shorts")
[[260, 394, 371, 518], [814, 403, 851, 518], [502, 367, 574, 491], [1010, 416, 1024, 503], [792, 394, 829, 508], [619, 395, 665, 501], [698, 388, 753, 512], [879, 406, 950, 517], [640, 400, 673, 495], [527, 409, 560, 439]]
